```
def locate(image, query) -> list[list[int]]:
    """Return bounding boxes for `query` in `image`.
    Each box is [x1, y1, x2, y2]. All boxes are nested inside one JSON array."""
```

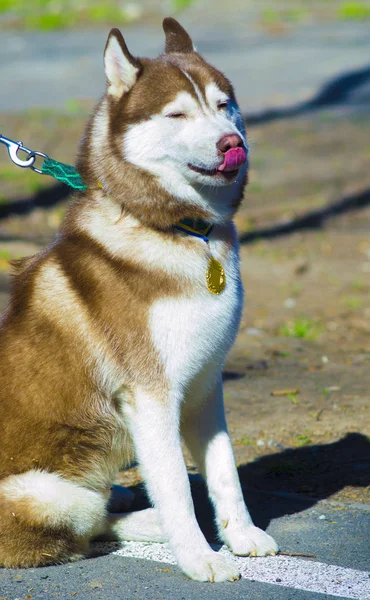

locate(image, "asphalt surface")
[[0, 490, 369, 599], [1, 22, 370, 113], [0, 557, 366, 600]]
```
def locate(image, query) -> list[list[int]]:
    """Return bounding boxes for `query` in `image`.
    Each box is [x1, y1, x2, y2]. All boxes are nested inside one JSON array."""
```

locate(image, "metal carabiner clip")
[[0, 134, 36, 168], [0, 134, 49, 173]]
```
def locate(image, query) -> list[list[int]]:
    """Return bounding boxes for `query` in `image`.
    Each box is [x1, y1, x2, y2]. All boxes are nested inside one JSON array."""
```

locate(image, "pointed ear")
[[163, 17, 195, 54], [104, 28, 140, 98]]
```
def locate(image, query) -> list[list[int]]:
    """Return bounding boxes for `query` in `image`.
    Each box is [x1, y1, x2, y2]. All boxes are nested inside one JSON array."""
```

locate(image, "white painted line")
[[94, 541, 370, 599]]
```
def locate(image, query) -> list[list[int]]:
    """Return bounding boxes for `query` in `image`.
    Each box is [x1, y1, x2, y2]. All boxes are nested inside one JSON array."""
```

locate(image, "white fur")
[[182, 71, 207, 111], [205, 82, 229, 110], [80, 202, 229, 282], [113, 221, 272, 580], [204, 83, 246, 136], [149, 235, 243, 387], [91, 100, 110, 188], [104, 34, 138, 97], [163, 90, 199, 117], [123, 82, 248, 223], [108, 507, 166, 543], [182, 379, 279, 557], [122, 388, 240, 582], [122, 284, 277, 576], [0, 470, 106, 538]]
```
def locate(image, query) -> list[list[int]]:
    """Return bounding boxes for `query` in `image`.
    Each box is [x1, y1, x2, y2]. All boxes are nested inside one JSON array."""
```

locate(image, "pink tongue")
[[218, 147, 247, 172]]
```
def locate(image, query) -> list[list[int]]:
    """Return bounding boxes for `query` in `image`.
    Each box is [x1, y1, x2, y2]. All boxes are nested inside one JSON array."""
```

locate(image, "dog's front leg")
[[182, 376, 279, 557], [124, 388, 240, 582]]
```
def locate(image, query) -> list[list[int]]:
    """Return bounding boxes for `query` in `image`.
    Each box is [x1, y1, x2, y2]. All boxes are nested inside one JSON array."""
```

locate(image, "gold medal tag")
[[206, 257, 226, 295]]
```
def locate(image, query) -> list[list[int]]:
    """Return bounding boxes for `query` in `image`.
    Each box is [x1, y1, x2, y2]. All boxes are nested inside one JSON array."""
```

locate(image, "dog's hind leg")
[[0, 470, 107, 568], [101, 507, 167, 543]]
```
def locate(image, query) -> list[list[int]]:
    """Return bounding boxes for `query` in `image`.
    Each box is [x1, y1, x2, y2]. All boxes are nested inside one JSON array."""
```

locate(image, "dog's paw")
[[179, 550, 240, 582], [226, 525, 279, 557]]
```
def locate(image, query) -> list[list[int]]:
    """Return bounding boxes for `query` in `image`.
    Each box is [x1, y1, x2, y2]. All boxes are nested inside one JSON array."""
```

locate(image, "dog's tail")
[[0, 470, 106, 568]]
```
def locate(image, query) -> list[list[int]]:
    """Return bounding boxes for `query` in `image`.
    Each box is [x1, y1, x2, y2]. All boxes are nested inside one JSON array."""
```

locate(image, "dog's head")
[[78, 18, 248, 228]]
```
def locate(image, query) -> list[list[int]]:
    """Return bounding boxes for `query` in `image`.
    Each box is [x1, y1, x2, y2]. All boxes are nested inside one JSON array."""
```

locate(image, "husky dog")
[[0, 18, 278, 581]]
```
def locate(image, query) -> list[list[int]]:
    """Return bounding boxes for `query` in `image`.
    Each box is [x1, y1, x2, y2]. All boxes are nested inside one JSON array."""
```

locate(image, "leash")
[[0, 133, 226, 294], [0, 134, 87, 190]]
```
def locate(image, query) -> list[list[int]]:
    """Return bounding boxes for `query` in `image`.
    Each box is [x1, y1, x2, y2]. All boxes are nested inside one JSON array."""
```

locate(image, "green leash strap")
[[0, 134, 88, 191], [41, 157, 87, 191]]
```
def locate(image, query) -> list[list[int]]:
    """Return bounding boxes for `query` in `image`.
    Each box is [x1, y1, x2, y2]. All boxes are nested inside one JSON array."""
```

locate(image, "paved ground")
[[1, 21, 370, 114], [0, 489, 369, 600]]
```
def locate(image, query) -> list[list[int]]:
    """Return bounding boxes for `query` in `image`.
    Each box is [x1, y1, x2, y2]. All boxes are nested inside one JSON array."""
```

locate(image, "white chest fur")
[[149, 235, 243, 392], [79, 209, 243, 394]]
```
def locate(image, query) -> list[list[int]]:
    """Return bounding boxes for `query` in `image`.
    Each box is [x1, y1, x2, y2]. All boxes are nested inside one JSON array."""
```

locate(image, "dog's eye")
[[217, 101, 229, 110], [166, 112, 186, 119]]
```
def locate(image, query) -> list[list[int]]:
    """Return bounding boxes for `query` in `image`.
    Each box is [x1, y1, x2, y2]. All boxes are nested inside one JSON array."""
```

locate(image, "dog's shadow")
[[118, 432, 369, 545]]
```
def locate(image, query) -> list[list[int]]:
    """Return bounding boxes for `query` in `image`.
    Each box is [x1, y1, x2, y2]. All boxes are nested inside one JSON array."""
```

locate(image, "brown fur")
[[0, 495, 85, 568], [163, 17, 194, 54]]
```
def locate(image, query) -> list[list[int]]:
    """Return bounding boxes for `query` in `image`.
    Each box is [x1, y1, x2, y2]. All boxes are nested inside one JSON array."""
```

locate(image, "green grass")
[[293, 283, 303, 295], [0, 248, 15, 271], [0, 164, 45, 194], [24, 11, 73, 30], [275, 350, 291, 358], [0, 165, 21, 181], [0, 1, 132, 30], [280, 318, 324, 341], [0, 249, 12, 261], [0, 0, 11, 10], [237, 435, 255, 446], [350, 279, 367, 292], [172, 0, 195, 10], [64, 99, 90, 116], [338, 1, 370, 20], [295, 434, 312, 447], [0, 0, 195, 30], [0, 0, 134, 30], [287, 392, 299, 404], [2, 0, 370, 31], [342, 295, 362, 309], [248, 181, 264, 194]]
